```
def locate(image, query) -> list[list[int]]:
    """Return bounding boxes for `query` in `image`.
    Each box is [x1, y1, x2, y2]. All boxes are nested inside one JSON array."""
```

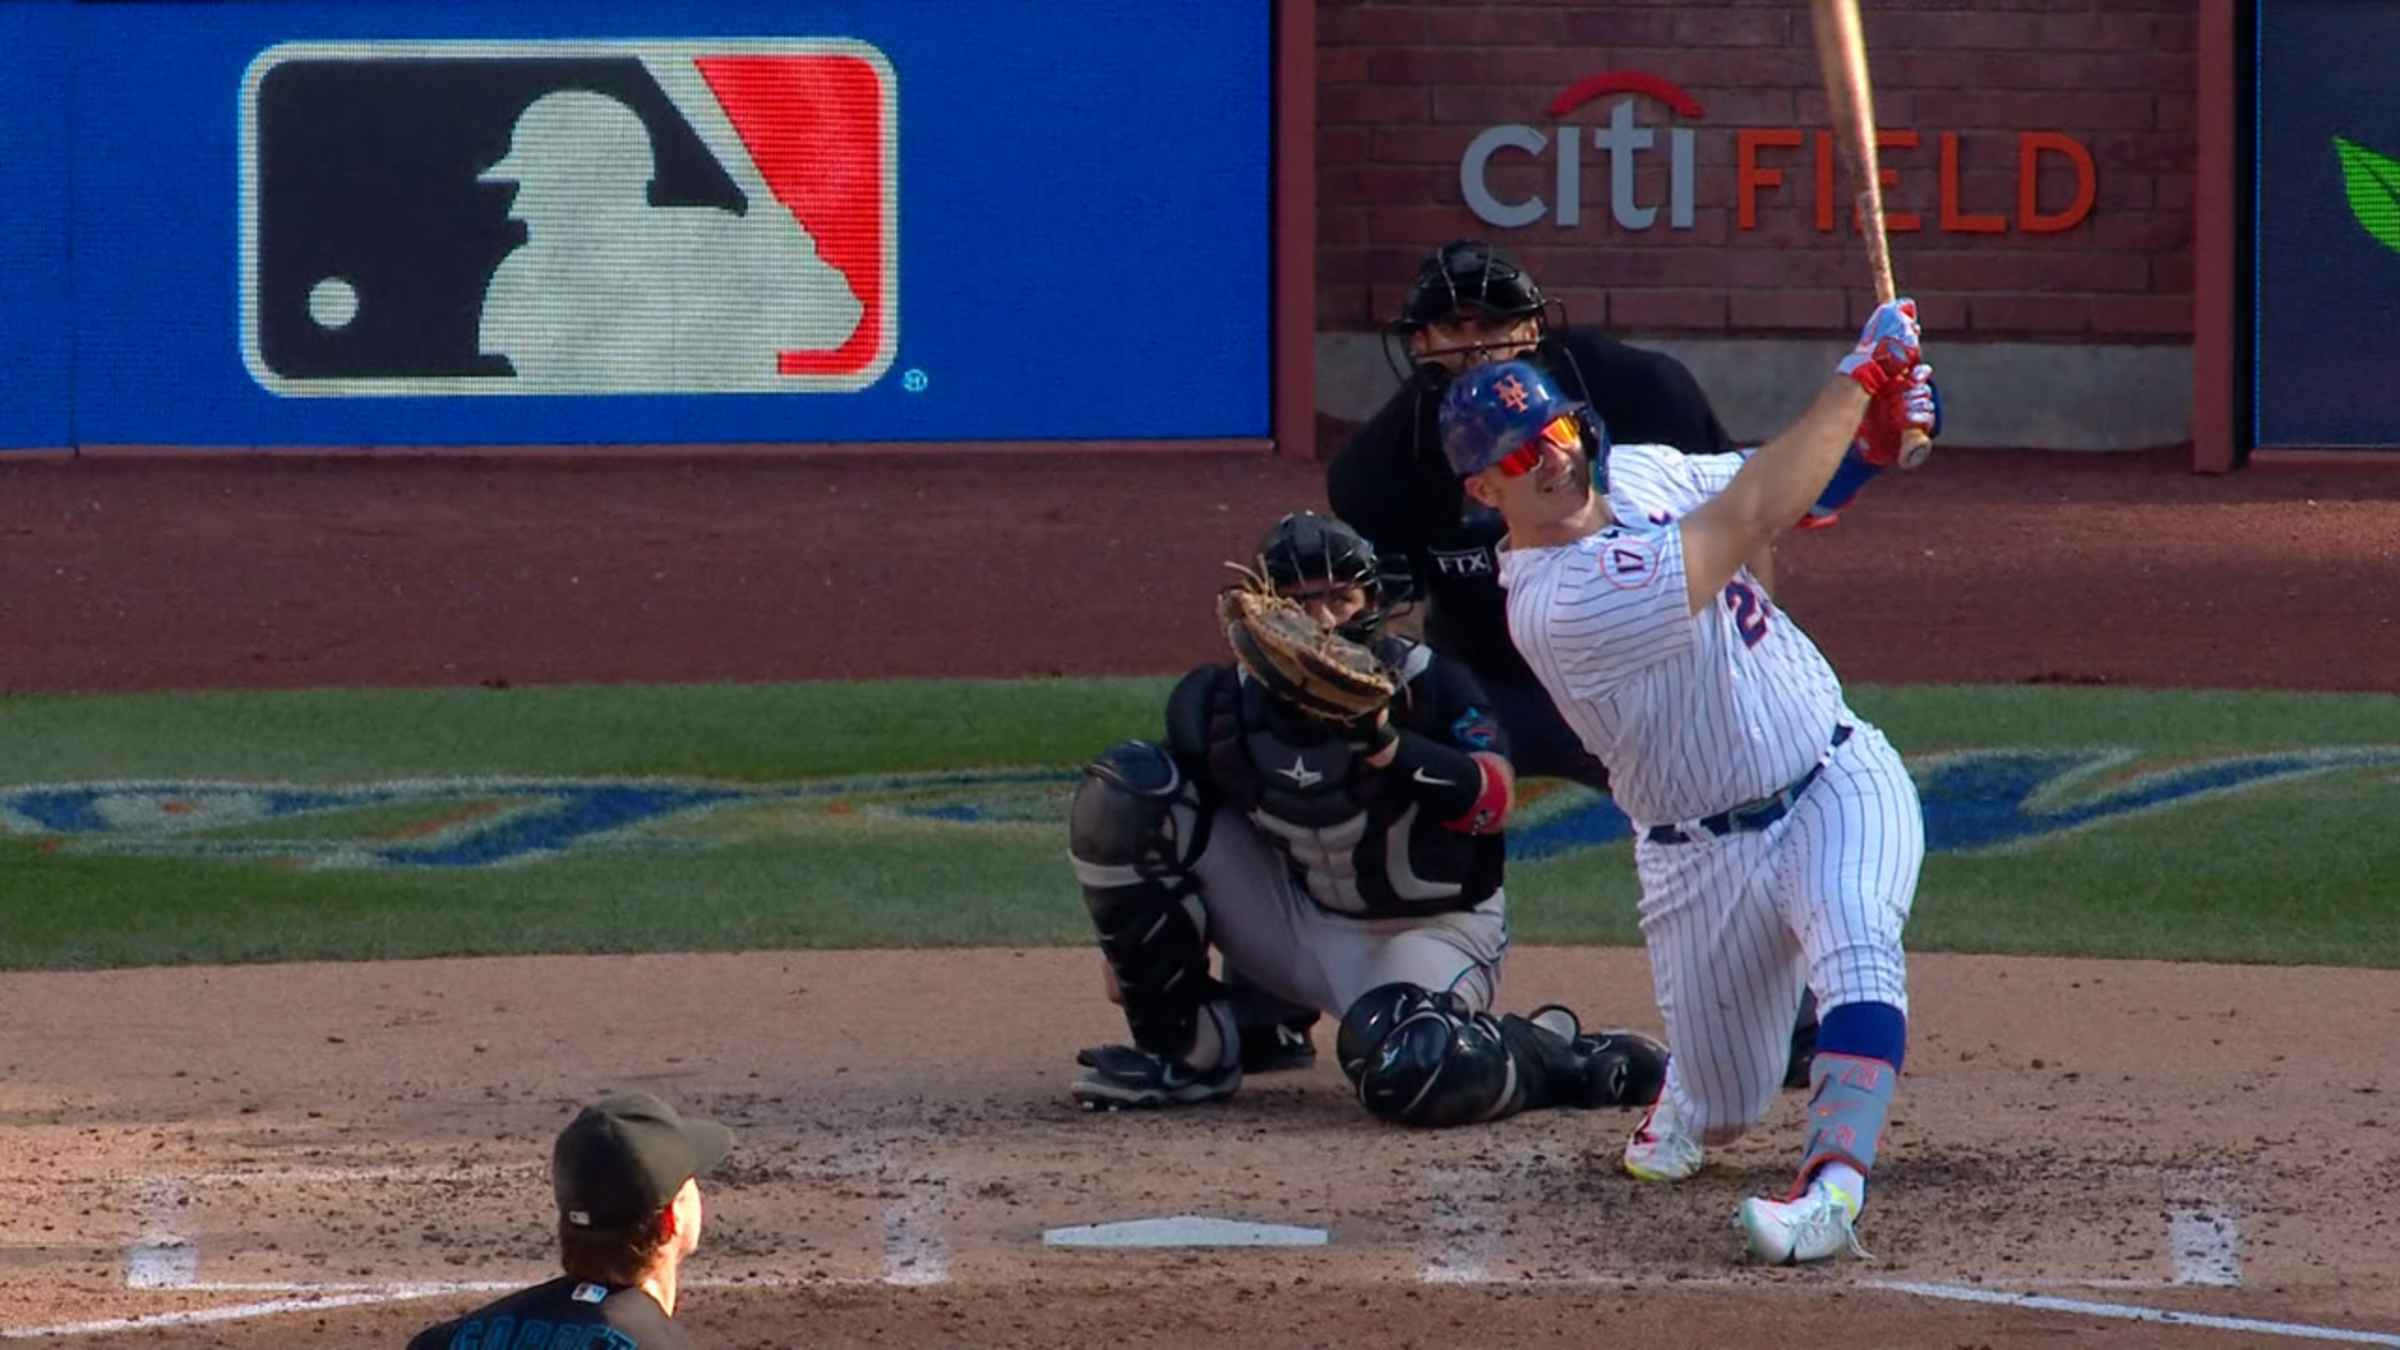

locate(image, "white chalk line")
[[1869, 1281, 2400, 1346], [2166, 1167, 2243, 1288], [132, 1276, 832, 1295], [1, 1287, 480, 1341], [125, 1178, 196, 1290], [876, 1140, 952, 1286], [1418, 1163, 1505, 1284], [171, 1163, 540, 1186], [1, 1273, 878, 1337]]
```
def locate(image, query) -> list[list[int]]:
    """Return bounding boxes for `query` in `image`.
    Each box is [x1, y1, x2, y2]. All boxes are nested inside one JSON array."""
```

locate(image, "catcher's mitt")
[[1217, 562, 1397, 725]]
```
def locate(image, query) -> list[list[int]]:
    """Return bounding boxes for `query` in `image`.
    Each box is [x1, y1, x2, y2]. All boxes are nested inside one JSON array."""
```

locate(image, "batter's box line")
[[1866, 1280, 2400, 1348], [166, 1163, 542, 1186], [0, 1277, 853, 1343], [122, 1275, 854, 1296], [119, 1160, 955, 1299]]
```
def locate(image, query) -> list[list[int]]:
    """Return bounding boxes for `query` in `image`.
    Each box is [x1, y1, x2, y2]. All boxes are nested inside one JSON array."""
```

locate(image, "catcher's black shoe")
[[1072, 1045, 1241, 1111], [1240, 1021, 1318, 1075]]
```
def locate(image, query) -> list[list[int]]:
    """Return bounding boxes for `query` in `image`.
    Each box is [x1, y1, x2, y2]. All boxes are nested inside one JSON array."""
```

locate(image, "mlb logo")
[[238, 39, 898, 396]]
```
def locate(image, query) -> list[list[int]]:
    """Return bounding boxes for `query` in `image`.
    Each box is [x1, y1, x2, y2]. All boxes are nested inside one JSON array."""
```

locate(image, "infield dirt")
[[2, 445, 2396, 1345]]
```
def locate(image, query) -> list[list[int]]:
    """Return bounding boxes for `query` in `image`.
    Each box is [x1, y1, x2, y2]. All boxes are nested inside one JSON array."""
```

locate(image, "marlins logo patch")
[[239, 39, 898, 396]]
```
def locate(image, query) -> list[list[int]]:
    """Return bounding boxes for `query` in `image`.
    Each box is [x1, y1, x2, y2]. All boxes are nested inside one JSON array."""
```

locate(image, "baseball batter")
[[1328, 239, 1871, 1088], [1067, 512, 1667, 1128], [1434, 302, 1933, 1263]]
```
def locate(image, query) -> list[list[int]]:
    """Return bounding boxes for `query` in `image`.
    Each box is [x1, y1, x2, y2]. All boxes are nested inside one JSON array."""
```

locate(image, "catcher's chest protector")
[[1201, 675, 1367, 825], [1180, 669, 1492, 919]]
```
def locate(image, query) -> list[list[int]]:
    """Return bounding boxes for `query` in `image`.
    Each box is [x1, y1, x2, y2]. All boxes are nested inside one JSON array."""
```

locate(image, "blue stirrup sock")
[[1818, 1000, 1906, 1072]]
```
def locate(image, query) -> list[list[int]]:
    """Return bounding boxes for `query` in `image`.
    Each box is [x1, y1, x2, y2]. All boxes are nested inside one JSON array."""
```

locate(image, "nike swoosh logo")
[[1412, 768, 1454, 786]]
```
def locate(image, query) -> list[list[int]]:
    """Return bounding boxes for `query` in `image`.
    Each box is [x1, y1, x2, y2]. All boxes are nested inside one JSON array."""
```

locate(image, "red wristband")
[[1442, 752, 1514, 835]]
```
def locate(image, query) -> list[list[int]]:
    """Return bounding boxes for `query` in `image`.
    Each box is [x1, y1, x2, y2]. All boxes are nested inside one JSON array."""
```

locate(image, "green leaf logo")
[[2334, 135, 2400, 253]]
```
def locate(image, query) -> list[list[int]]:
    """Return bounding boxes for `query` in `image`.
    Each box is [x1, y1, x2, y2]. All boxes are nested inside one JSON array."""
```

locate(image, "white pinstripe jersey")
[[1495, 442, 1847, 827]]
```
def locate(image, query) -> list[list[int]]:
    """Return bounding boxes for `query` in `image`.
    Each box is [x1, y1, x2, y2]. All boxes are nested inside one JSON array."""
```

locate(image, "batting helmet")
[[1437, 359, 1611, 491], [1255, 512, 1390, 644]]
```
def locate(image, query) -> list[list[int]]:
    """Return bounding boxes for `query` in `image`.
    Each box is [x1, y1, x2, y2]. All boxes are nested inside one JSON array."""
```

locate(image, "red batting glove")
[[1835, 298, 1921, 396], [1854, 363, 1937, 469]]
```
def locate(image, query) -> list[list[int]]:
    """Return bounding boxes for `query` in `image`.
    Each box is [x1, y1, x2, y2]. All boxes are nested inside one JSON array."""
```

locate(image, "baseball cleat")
[[1737, 1181, 1870, 1265], [1621, 1094, 1704, 1181], [1071, 1044, 1241, 1111]]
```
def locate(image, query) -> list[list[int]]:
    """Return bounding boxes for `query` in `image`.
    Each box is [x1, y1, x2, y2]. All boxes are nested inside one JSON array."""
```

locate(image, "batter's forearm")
[[1726, 379, 1871, 537], [1680, 380, 1866, 610]]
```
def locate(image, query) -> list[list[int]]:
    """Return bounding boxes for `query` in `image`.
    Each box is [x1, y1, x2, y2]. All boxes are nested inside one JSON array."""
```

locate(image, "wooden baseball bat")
[[1809, 0, 1933, 469]]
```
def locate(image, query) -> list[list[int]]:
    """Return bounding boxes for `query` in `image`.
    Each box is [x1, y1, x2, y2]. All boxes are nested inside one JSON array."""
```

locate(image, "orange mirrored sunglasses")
[[1495, 414, 1581, 477]]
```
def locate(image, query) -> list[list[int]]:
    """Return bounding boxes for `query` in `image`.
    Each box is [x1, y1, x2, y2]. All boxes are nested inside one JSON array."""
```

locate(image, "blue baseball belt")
[[1644, 724, 1853, 846]]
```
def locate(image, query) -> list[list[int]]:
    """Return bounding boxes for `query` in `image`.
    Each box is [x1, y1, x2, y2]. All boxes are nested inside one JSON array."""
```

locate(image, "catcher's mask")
[[1437, 359, 1612, 496], [1380, 240, 1564, 388], [1255, 511, 1391, 645]]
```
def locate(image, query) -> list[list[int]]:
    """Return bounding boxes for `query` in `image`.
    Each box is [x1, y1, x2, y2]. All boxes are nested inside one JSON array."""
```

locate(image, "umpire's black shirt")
[[1326, 330, 1731, 689], [407, 1276, 694, 1349]]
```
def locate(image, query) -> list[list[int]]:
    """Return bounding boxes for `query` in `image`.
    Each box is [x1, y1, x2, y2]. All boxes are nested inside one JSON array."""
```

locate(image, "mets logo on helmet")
[[238, 39, 898, 397]]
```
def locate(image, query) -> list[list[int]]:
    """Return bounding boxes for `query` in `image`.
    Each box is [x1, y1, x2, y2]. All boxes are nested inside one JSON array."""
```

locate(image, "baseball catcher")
[[1067, 511, 1667, 1127]]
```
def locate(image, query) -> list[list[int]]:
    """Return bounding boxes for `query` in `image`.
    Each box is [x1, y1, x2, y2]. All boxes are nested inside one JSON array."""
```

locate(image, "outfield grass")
[[2, 679, 2395, 970]]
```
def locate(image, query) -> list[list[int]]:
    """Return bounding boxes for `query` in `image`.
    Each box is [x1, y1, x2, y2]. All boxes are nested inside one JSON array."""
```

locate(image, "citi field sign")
[[1461, 71, 2096, 235]]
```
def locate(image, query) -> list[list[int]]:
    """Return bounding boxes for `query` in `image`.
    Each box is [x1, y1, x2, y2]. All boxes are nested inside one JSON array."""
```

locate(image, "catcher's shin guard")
[[1336, 984, 1526, 1128], [1069, 741, 1219, 1061]]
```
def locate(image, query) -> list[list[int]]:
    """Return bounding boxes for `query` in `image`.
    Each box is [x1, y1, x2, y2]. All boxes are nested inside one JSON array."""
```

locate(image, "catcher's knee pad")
[[1336, 983, 1520, 1129], [1070, 741, 1215, 1058]]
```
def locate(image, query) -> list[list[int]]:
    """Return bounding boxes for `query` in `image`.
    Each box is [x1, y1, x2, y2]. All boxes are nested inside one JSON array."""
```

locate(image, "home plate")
[[1042, 1216, 1330, 1249]]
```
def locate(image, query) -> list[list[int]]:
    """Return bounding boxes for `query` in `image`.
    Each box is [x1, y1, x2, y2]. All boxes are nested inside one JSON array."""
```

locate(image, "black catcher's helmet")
[[1384, 240, 1560, 386], [1255, 511, 1392, 644]]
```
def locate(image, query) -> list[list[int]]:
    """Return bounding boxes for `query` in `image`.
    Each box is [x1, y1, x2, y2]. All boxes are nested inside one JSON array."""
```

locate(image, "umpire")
[[1326, 239, 1817, 1084], [406, 1091, 732, 1350]]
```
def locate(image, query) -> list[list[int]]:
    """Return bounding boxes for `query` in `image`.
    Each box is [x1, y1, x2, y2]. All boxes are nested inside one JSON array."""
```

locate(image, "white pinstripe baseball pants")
[[1631, 719, 1922, 1143]]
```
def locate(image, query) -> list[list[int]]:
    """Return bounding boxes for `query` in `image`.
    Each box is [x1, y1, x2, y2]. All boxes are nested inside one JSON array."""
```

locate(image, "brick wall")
[[1316, 0, 2198, 341]]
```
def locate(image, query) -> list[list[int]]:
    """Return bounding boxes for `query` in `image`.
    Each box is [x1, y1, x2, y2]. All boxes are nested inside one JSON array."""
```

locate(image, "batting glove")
[[1795, 370, 1941, 528], [1836, 298, 1921, 396], [1854, 364, 1937, 469]]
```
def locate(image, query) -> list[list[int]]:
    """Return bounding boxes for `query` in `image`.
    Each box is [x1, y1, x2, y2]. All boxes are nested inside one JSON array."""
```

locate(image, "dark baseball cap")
[[552, 1091, 734, 1231]]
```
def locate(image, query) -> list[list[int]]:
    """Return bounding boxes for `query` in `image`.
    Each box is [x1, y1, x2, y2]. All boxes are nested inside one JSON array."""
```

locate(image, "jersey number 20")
[[1723, 581, 1771, 648]]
